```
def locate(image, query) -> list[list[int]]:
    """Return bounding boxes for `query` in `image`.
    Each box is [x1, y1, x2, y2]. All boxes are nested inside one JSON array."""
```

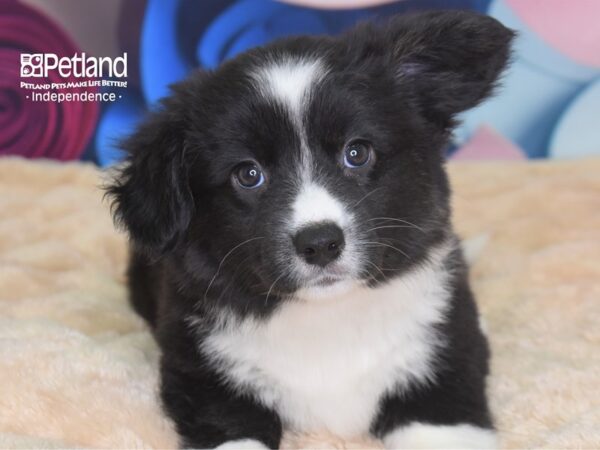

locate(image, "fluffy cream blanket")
[[0, 157, 599, 449]]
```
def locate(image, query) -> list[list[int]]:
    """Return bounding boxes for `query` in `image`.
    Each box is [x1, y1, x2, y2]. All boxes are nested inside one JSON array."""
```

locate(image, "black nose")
[[293, 223, 345, 267]]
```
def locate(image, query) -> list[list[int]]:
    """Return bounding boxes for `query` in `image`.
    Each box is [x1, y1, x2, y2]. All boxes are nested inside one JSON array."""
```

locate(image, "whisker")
[[353, 187, 383, 207], [362, 240, 410, 259], [366, 217, 425, 232], [365, 225, 420, 233], [204, 236, 264, 301], [214, 253, 255, 304], [364, 260, 386, 280], [265, 271, 287, 306]]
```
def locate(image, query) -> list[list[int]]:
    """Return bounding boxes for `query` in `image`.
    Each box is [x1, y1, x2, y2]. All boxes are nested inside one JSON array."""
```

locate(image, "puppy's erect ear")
[[343, 11, 515, 125], [107, 100, 193, 255]]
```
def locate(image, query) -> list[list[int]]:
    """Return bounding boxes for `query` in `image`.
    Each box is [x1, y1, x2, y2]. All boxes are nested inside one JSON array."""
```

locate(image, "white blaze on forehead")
[[292, 183, 349, 230], [254, 58, 347, 234], [253, 57, 326, 122]]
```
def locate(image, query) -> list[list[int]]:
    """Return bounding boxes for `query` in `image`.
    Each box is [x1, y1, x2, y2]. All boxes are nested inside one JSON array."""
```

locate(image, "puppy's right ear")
[[341, 11, 514, 127], [106, 103, 193, 256]]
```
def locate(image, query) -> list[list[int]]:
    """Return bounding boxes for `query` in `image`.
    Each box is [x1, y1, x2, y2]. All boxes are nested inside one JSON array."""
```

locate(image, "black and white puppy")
[[108, 10, 513, 449]]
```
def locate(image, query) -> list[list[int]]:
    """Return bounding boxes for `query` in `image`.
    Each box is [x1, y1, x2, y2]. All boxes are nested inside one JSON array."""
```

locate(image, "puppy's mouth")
[[293, 273, 357, 301], [308, 275, 345, 287]]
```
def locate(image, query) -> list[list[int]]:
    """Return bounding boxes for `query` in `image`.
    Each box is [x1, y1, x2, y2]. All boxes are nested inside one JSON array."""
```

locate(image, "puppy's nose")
[[293, 223, 345, 267]]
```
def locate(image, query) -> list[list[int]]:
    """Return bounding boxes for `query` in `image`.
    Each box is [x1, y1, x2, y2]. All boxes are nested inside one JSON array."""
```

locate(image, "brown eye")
[[234, 162, 265, 189], [343, 141, 372, 168]]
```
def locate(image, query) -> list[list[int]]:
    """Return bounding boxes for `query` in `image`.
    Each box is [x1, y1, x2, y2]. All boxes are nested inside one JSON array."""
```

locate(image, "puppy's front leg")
[[380, 422, 497, 449], [371, 375, 496, 450], [160, 360, 282, 449], [371, 343, 496, 449]]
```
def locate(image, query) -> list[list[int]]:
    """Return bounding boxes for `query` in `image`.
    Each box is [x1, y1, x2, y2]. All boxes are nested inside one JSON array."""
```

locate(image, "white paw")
[[215, 438, 270, 450], [383, 422, 497, 449]]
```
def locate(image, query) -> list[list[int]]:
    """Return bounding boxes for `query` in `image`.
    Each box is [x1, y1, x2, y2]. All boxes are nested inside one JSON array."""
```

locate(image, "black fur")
[[107, 11, 513, 449]]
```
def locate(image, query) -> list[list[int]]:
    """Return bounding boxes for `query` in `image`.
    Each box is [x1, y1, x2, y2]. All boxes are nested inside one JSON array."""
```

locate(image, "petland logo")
[[20, 52, 128, 78], [19, 52, 128, 103]]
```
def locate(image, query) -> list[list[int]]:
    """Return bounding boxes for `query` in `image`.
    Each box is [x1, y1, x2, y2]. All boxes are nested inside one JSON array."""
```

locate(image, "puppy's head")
[[108, 11, 513, 312]]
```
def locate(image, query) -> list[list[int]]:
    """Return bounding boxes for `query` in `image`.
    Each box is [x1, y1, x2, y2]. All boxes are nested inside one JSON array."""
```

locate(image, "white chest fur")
[[197, 244, 452, 437]]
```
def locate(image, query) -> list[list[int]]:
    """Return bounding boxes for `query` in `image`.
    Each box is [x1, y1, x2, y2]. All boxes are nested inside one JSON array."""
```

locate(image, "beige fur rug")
[[0, 157, 599, 449]]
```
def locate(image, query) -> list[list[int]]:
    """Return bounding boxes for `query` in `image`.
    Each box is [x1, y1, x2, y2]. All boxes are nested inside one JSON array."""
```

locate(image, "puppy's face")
[[109, 11, 513, 313], [191, 56, 448, 301]]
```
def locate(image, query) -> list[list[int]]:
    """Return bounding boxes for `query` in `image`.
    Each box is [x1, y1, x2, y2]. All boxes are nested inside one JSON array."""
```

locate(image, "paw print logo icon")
[[21, 54, 44, 77]]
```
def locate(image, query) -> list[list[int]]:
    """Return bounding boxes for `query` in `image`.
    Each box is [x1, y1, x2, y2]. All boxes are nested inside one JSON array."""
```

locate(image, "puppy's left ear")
[[344, 11, 515, 125], [106, 100, 194, 256]]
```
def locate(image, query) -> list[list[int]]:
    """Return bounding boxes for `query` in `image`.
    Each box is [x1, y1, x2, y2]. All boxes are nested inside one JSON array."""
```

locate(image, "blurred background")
[[1, 0, 599, 165]]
